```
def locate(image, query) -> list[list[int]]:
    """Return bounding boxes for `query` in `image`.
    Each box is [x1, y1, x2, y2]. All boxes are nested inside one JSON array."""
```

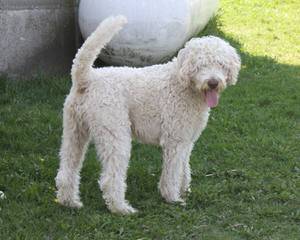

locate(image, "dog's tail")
[[71, 15, 127, 91]]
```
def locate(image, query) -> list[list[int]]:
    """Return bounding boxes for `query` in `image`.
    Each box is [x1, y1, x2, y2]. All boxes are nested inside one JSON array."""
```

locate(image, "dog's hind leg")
[[55, 104, 89, 208], [91, 108, 136, 214]]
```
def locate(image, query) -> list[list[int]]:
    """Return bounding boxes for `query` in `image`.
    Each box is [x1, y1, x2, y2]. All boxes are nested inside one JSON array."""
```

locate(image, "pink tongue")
[[205, 89, 219, 108]]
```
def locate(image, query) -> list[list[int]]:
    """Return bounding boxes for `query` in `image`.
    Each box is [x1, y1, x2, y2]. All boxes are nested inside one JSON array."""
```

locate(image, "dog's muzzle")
[[204, 78, 223, 108]]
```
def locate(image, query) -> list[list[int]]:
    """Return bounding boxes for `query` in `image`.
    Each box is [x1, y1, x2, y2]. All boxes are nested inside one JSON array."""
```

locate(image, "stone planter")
[[79, 0, 219, 66], [0, 0, 78, 78]]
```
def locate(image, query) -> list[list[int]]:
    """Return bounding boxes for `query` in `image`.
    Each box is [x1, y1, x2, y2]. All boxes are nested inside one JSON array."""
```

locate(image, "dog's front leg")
[[180, 145, 193, 196], [159, 142, 193, 204]]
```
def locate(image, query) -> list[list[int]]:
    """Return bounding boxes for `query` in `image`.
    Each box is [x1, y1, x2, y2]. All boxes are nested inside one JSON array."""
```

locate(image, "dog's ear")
[[226, 49, 241, 86], [177, 47, 197, 88]]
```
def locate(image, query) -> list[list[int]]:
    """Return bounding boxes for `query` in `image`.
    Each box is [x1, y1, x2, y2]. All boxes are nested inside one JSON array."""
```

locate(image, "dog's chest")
[[160, 90, 210, 143], [129, 104, 161, 145]]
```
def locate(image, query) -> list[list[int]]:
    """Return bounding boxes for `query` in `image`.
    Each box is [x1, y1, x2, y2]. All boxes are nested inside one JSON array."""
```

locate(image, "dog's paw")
[[57, 198, 83, 209], [56, 194, 83, 209], [161, 192, 186, 205], [109, 202, 138, 215], [68, 200, 83, 209], [168, 197, 186, 205], [160, 187, 185, 204], [180, 187, 191, 197]]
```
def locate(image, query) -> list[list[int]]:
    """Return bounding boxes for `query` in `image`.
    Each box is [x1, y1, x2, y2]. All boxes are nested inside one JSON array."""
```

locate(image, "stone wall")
[[0, 0, 80, 78]]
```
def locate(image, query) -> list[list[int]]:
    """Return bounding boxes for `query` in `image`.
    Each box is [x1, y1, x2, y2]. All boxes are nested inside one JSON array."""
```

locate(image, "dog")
[[55, 16, 241, 214]]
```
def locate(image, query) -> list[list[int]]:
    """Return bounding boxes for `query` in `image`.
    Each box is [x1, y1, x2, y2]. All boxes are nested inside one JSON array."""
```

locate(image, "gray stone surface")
[[0, 0, 80, 78]]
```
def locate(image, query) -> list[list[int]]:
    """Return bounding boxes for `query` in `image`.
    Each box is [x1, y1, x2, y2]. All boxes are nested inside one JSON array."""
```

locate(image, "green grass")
[[1, 0, 300, 239]]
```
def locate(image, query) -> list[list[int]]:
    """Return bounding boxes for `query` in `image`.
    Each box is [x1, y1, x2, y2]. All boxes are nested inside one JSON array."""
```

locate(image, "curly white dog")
[[55, 16, 241, 214]]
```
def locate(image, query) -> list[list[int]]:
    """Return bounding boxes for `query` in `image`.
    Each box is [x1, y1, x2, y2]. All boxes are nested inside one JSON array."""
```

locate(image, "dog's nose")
[[207, 79, 219, 89]]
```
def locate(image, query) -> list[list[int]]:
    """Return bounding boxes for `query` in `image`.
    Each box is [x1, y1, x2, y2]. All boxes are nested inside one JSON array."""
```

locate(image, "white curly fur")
[[55, 15, 241, 214]]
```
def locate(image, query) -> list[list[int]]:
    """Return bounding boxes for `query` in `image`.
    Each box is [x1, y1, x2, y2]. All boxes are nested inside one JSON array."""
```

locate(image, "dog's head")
[[177, 36, 241, 108]]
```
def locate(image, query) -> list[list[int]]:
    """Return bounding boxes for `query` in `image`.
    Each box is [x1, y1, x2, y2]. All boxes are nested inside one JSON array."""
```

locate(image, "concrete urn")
[[79, 0, 219, 66]]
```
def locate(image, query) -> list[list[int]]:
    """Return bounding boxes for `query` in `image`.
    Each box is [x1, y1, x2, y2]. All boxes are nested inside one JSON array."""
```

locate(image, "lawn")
[[1, 0, 300, 239]]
